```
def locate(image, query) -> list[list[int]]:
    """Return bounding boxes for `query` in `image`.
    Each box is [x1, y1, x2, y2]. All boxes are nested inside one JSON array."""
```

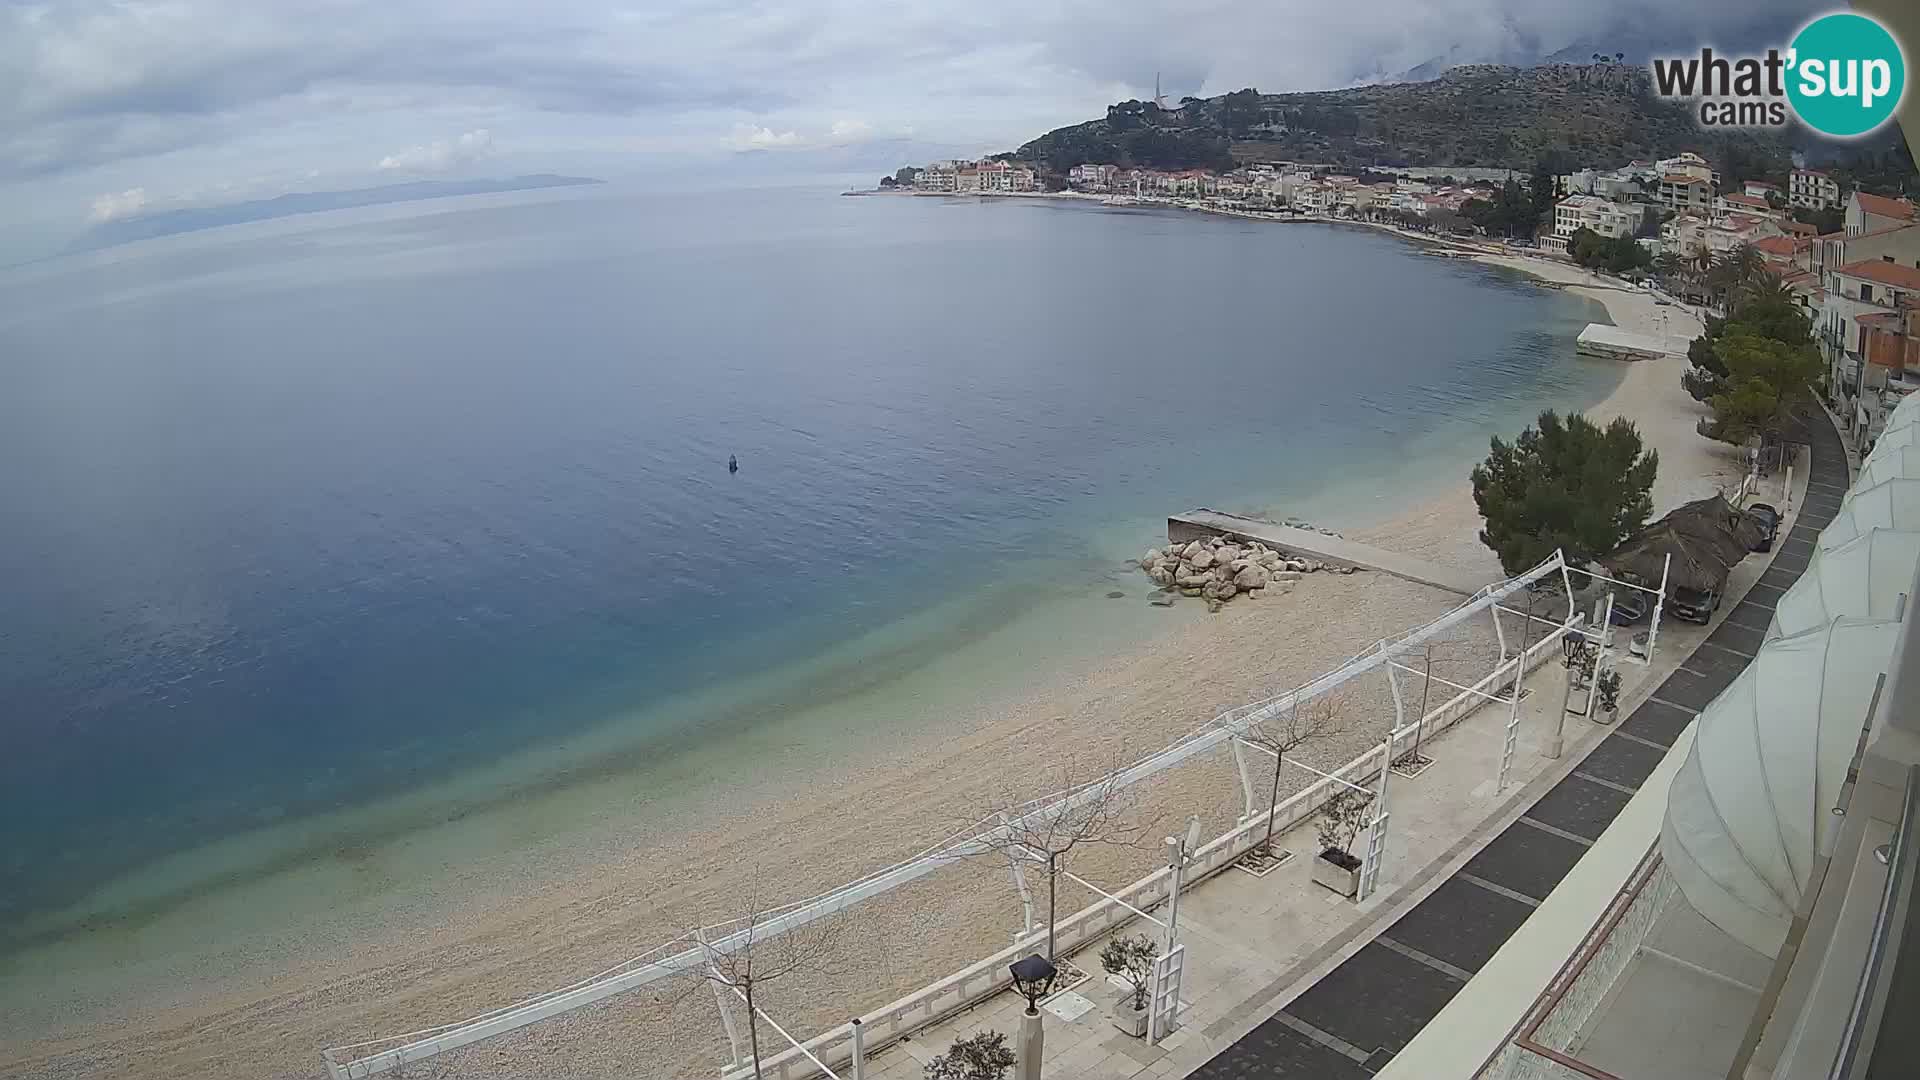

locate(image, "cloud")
[[0, 0, 1828, 227], [377, 128, 494, 172], [829, 118, 874, 143], [730, 124, 803, 150], [88, 187, 148, 223]]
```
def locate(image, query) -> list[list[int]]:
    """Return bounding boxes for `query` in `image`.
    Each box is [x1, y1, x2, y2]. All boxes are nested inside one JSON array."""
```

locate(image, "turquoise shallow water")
[[0, 185, 1615, 942]]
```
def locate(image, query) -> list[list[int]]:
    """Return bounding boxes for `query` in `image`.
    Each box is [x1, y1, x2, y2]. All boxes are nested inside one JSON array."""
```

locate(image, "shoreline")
[[1, 202, 1735, 1080]]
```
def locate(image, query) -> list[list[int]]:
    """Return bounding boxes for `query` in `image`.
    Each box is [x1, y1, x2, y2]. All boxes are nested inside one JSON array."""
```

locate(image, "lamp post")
[[1009, 954, 1057, 1080]]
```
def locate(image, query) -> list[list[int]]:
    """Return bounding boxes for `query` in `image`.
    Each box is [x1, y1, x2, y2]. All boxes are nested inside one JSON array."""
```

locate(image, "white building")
[[1066, 164, 1117, 190], [1657, 173, 1714, 214], [1548, 194, 1639, 252], [913, 161, 958, 192], [1791, 167, 1841, 210]]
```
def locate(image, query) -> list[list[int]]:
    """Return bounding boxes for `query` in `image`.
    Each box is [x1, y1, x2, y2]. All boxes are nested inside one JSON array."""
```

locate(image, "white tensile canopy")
[[1822, 478, 1920, 548], [1662, 618, 1900, 956], [1879, 391, 1920, 434], [1767, 528, 1920, 639], [1855, 445, 1920, 490], [1870, 420, 1920, 458]]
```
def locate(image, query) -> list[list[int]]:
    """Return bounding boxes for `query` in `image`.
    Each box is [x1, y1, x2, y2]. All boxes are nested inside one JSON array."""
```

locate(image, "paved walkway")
[[1168, 510, 1487, 596], [1184, 407, 1849, 1077]]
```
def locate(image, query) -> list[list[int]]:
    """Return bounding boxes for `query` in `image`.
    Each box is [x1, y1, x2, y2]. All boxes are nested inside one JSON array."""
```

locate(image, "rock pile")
[[1138, 536, 1355, 612]]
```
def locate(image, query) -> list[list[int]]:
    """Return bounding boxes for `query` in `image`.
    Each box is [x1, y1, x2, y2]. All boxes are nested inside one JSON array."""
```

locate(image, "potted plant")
[[1311, 789, 1373, 898], [1595, 668, 1623, 724], [925, 1030, 1016, 1080], [1099, 934, 1159, 1037]]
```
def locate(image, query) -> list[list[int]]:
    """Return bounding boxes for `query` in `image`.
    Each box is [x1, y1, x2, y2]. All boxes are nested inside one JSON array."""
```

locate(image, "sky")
[[0, 0, 1822, 246]]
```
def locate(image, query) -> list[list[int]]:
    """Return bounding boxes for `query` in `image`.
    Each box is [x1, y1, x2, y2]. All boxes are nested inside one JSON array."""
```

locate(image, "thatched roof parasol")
[[1663, 495, 1766, 563], [1602, 522, 1740, 592]]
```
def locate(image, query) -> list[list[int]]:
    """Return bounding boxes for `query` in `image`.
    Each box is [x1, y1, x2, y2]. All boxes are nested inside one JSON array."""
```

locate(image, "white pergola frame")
[[321, 551, 1578, 1080]]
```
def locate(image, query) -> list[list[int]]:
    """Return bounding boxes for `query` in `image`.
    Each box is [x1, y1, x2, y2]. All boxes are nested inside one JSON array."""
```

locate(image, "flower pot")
[[1311, 848, 1361, 898], [1111, 994, 1150, 1037]]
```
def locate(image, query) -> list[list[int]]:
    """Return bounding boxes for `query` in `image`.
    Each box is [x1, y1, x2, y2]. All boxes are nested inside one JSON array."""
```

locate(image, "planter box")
[[1110, 995, 1149, 1037], [1311, 849, 1361, 898]]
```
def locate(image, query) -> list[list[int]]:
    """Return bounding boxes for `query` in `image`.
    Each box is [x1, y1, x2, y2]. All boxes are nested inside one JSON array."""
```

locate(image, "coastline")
[[1, 205, 1739, 1080]]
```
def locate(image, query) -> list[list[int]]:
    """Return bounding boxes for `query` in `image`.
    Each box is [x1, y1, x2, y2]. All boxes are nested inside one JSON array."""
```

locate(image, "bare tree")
[[1397, 642, 1469, 768], [685, 891, 846, 1080], [969, 759, 1146, 962], [1241, 693, 1344, 859]]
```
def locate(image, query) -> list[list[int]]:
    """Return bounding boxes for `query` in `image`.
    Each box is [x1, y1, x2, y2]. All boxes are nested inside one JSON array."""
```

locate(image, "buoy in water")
[[728, 454, 739, 474]]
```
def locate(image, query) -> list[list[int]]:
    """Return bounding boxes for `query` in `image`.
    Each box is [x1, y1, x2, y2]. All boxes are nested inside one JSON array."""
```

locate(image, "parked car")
[[1607, 588, 1651, 625], [1669, 585, 1722, 624], [1746, 502, 1780, 552]]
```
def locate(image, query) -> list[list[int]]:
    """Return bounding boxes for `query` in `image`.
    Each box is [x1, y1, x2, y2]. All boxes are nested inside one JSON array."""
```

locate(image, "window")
[[1863, 283, 1876, 303]]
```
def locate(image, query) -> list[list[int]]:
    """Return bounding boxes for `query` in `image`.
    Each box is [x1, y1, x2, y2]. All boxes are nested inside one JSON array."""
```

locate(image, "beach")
[[0, 229, 1742, 1080]]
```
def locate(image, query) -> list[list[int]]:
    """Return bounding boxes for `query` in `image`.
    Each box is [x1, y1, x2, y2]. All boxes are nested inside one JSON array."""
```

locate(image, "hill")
[[1013, 64, 1790, 182], [71, 175, 603, 252]]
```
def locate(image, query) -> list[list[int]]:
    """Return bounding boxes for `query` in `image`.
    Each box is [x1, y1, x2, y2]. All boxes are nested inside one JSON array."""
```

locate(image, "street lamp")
[[1008, 954, 1057, 1080]]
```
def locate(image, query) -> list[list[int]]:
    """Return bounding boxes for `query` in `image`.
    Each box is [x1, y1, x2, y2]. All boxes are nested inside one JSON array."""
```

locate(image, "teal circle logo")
[[1786, 13, 1906, 137]]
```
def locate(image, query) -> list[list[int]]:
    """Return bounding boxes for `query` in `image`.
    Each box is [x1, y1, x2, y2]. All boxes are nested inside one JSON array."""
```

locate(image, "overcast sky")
[[1, 0, 1819, 239]]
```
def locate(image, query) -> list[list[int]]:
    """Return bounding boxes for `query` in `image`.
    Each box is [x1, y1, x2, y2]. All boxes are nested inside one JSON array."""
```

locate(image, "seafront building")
[[1791, 166, 1842, 210]]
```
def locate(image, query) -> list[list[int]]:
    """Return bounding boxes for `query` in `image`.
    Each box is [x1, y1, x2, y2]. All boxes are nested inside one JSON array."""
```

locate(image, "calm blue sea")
[[0, 185, 1612, 939]]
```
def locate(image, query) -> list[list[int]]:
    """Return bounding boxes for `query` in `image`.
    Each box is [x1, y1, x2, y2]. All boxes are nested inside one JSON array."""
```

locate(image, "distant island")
[[70, 174, 604, 252]]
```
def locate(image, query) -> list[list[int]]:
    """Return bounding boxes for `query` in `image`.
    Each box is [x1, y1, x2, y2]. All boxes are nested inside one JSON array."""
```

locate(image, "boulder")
[[1181, 540, 1206, 560], [1142, 548, 1162, 565], [1234, 565, 1269, 590], [1338, 566, 1357, 575], [1284, 560, 1309, 573], [1175, 572, 1211, 588], [1228, 558, 1251, 573], [1212, 565, 1234, 583], [1180, 585, 1205, 597], [1188, 548, 1216, 571], [1148, 565, 1174, 586], [1272, 570, 1303, 582], [1149, 594, 1177, 607], [1246, 586, 1265, 599], [1206, 598, 1225, 614]]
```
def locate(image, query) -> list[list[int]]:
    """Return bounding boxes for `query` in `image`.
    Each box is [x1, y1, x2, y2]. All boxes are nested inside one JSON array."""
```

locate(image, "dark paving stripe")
[[1687, 642, 1753, 682], [1757, 564, 1804, 590], [1526, 774, 1636, 841], [1624, 697, 1697, 747], [1189, 1015, 1372, 1078], [1744, 581, 1787, 600], [1658, 663, 1741, 710], [1283, 943, 1465, 1060], [1725, 601, 1776, 631], [1771, 550, 1813, 574], [1787, 523, 1823, 540], [1579, 734, 1669, 790], [1383, 877, 1538, 975], [1708, 618, 1769, 654], [1463, 819, 1591, 902], [1778, 536, 1816, 558]]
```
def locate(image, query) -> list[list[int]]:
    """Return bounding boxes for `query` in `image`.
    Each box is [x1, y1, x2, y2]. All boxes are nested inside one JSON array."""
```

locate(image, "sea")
[[0, 184, 1616, 956]]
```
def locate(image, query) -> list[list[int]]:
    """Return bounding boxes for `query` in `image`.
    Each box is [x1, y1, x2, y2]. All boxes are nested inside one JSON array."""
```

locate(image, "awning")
[[1662, 618, 1901, 955], [1822, 478, 1920, 548], [1768, 528, 1920, 639], [1856, 445, 1920, 489]]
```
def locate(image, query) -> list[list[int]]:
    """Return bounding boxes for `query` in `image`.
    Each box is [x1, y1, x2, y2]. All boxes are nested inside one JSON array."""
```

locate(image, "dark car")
[[1607, 588, 1651, 625], [1746, 502, 1780, 552], [1669, 585, 1722, 624]]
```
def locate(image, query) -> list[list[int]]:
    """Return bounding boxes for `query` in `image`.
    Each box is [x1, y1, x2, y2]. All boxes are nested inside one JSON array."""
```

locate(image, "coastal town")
[[884, 149, 1920, 466]]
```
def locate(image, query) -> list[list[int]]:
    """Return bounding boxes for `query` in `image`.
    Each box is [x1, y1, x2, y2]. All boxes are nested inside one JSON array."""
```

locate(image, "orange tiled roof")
[[1723, 193, 1771, 209], [1753, 236, 1801, 257], [1857, 192, 1916, 221], [1838, 258, 1920, 291], [1662, 173, 1707, 184], [1783, 221, 1818, 236]]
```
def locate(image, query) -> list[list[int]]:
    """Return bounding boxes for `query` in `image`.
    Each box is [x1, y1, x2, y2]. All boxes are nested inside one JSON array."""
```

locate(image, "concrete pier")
[[1167, 508, 1489, 596]]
